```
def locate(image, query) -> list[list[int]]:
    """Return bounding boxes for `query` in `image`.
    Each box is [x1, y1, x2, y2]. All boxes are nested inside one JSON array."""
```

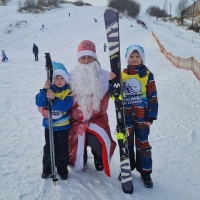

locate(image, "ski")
[[45, 53, 58, 184], [104, 8, 133, 194]]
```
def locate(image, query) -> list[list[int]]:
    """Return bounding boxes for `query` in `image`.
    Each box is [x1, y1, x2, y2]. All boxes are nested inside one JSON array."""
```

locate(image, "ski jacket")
[[122, 65, 158, 122], [33, 45, 39, 54], [36, 84, 73, 131]]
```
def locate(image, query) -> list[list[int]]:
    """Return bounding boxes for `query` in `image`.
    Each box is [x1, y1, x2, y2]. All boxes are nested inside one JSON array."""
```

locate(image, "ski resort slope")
[[0, 2, 200, 200]]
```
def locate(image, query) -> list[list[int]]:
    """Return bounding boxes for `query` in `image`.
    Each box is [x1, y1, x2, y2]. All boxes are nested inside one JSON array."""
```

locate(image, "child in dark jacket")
[[122, 45, 158, 188], [36, 61, 73, 180]]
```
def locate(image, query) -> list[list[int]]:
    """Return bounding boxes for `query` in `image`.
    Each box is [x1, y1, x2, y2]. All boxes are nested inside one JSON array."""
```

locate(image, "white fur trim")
[[100, 69, 109, 96], [77, 50, 97, 60], [73, 134, 85, 172], [53, 69, 69, 83], [125, 46, 145, 64], [88, 123, 111, 163], [72, 123, 111, 173]]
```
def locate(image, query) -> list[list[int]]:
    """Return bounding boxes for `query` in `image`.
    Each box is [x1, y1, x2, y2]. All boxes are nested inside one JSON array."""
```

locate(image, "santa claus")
[[69, 40, 116, 177]]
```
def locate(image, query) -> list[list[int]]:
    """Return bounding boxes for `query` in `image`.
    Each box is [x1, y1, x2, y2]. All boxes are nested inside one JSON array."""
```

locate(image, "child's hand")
[[44, 80, 50, 89], [109, 72, 116, 80], [69, 93, 75, 97], [144, 121, 152, 126], [46, 90, 55, 100]]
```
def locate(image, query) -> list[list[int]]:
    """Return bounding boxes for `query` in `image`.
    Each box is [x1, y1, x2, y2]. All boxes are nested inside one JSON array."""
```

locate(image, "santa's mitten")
[[72, 109, 84, 121]]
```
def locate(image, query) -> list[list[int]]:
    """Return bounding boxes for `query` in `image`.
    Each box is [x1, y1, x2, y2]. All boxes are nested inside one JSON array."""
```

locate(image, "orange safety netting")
[[152, 32, 200, 81]]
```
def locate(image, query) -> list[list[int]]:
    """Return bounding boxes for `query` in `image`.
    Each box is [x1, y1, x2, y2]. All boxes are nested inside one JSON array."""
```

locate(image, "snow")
[[1, 2, 200, 200]]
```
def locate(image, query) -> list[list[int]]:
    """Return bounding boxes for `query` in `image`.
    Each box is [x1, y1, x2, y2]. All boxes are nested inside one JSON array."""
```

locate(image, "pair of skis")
[[104, 8, 133, 194]]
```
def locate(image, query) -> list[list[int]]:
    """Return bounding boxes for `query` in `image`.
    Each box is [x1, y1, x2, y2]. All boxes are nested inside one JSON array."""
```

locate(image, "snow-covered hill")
[[0, 2, 200, 200]]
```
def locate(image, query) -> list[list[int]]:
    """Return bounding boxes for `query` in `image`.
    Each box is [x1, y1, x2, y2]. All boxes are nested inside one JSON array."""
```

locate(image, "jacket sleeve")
[[35, 89, 48, 107], [146, 72, 158, 122], [52, 96, 73, 112]]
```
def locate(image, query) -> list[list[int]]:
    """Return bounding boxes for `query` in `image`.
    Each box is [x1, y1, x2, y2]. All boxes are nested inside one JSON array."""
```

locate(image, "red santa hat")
[[77, 40, 97, 60]]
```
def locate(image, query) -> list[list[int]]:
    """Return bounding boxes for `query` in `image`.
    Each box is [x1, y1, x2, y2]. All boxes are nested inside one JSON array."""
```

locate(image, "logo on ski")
[[111, 53, 119, 60], [113, 83, 120, 88], [106, 21, 119, 55]]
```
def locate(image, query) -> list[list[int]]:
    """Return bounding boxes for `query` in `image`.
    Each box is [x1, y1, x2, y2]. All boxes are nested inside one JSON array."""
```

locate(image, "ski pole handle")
[[45, 53, 53, 84]]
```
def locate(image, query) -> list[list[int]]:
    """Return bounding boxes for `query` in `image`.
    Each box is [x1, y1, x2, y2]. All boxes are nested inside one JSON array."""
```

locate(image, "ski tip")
[[104, 7, 118, 13]]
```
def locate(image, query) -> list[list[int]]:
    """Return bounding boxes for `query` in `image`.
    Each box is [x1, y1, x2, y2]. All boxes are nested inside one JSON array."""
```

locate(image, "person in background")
[[33, 43, 39, 61], [2, 50, 8, 62], [41, 24, 45, 30], [103, 43, 107, 52]]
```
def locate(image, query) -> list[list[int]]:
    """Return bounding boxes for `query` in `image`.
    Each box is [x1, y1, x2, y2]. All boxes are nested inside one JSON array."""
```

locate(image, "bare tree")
[[48, 0, 59, 7], [108, 0, 140, 18], [146, 5, 169, 18], [24, 0, 36, 8], [37, 0, 46, 6], [176, 0, 188, 17], [163, 0, 168, 12], [18, 0, 22, 10], [74, 0, 84, 6], [1, 0, 7, 6], [126, 0, 140, 18]]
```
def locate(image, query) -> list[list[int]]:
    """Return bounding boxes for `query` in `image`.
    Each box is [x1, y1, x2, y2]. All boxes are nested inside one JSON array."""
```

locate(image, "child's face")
[[128, 51, 142, 66], [54, 75, 66, 87]]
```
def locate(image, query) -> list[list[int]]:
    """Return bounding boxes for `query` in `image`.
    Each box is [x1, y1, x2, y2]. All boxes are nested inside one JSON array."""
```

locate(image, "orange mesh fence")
[[170, 54, 180, 68], [152, 32, 200, 81], [178, 57, 193, 70], [193, 57, 200, 80]]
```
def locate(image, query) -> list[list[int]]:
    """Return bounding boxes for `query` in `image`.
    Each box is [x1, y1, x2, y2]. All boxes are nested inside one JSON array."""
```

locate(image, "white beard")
[[70, 61, 106, 120]]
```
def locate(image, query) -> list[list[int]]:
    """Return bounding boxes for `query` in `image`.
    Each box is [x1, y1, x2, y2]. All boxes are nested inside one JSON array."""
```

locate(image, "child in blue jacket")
[[36, 62, 73, 180]]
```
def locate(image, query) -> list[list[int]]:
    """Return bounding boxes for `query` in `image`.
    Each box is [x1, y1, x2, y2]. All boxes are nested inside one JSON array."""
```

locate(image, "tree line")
[[108, 0, 140, 18]]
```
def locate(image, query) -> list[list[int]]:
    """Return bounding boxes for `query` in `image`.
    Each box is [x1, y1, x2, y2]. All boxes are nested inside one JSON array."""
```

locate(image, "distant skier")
[[141, 21, 147, 29], [69, 13, 70, 17], [1, 50, 8, 62], [103, 43, 107, 52], [94, 18, 97, 22], [32, 43, 39, 61], [41, 24, 45, 30]]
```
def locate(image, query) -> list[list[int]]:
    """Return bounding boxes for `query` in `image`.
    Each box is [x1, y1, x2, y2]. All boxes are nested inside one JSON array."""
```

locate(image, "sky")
[[69, 0, 194, 16], [1, 1, 200, 200]]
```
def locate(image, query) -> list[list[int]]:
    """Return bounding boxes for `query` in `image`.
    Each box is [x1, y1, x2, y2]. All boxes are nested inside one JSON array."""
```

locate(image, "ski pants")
[[34, 53, 38, 61], [43, 128, 69, 175], [124, 106, 152, 174]]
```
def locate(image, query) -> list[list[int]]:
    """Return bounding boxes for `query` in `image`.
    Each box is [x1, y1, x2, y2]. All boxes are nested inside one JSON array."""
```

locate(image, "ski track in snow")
[[0, 1, 200, 200]]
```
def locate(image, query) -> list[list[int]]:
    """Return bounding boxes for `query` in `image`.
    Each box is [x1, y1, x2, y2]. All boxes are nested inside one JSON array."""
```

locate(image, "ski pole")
[[45, 53, 58, 184]]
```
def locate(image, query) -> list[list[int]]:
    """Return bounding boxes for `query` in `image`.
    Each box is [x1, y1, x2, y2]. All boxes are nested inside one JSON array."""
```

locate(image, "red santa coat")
[[69, 70, 116, 177]]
